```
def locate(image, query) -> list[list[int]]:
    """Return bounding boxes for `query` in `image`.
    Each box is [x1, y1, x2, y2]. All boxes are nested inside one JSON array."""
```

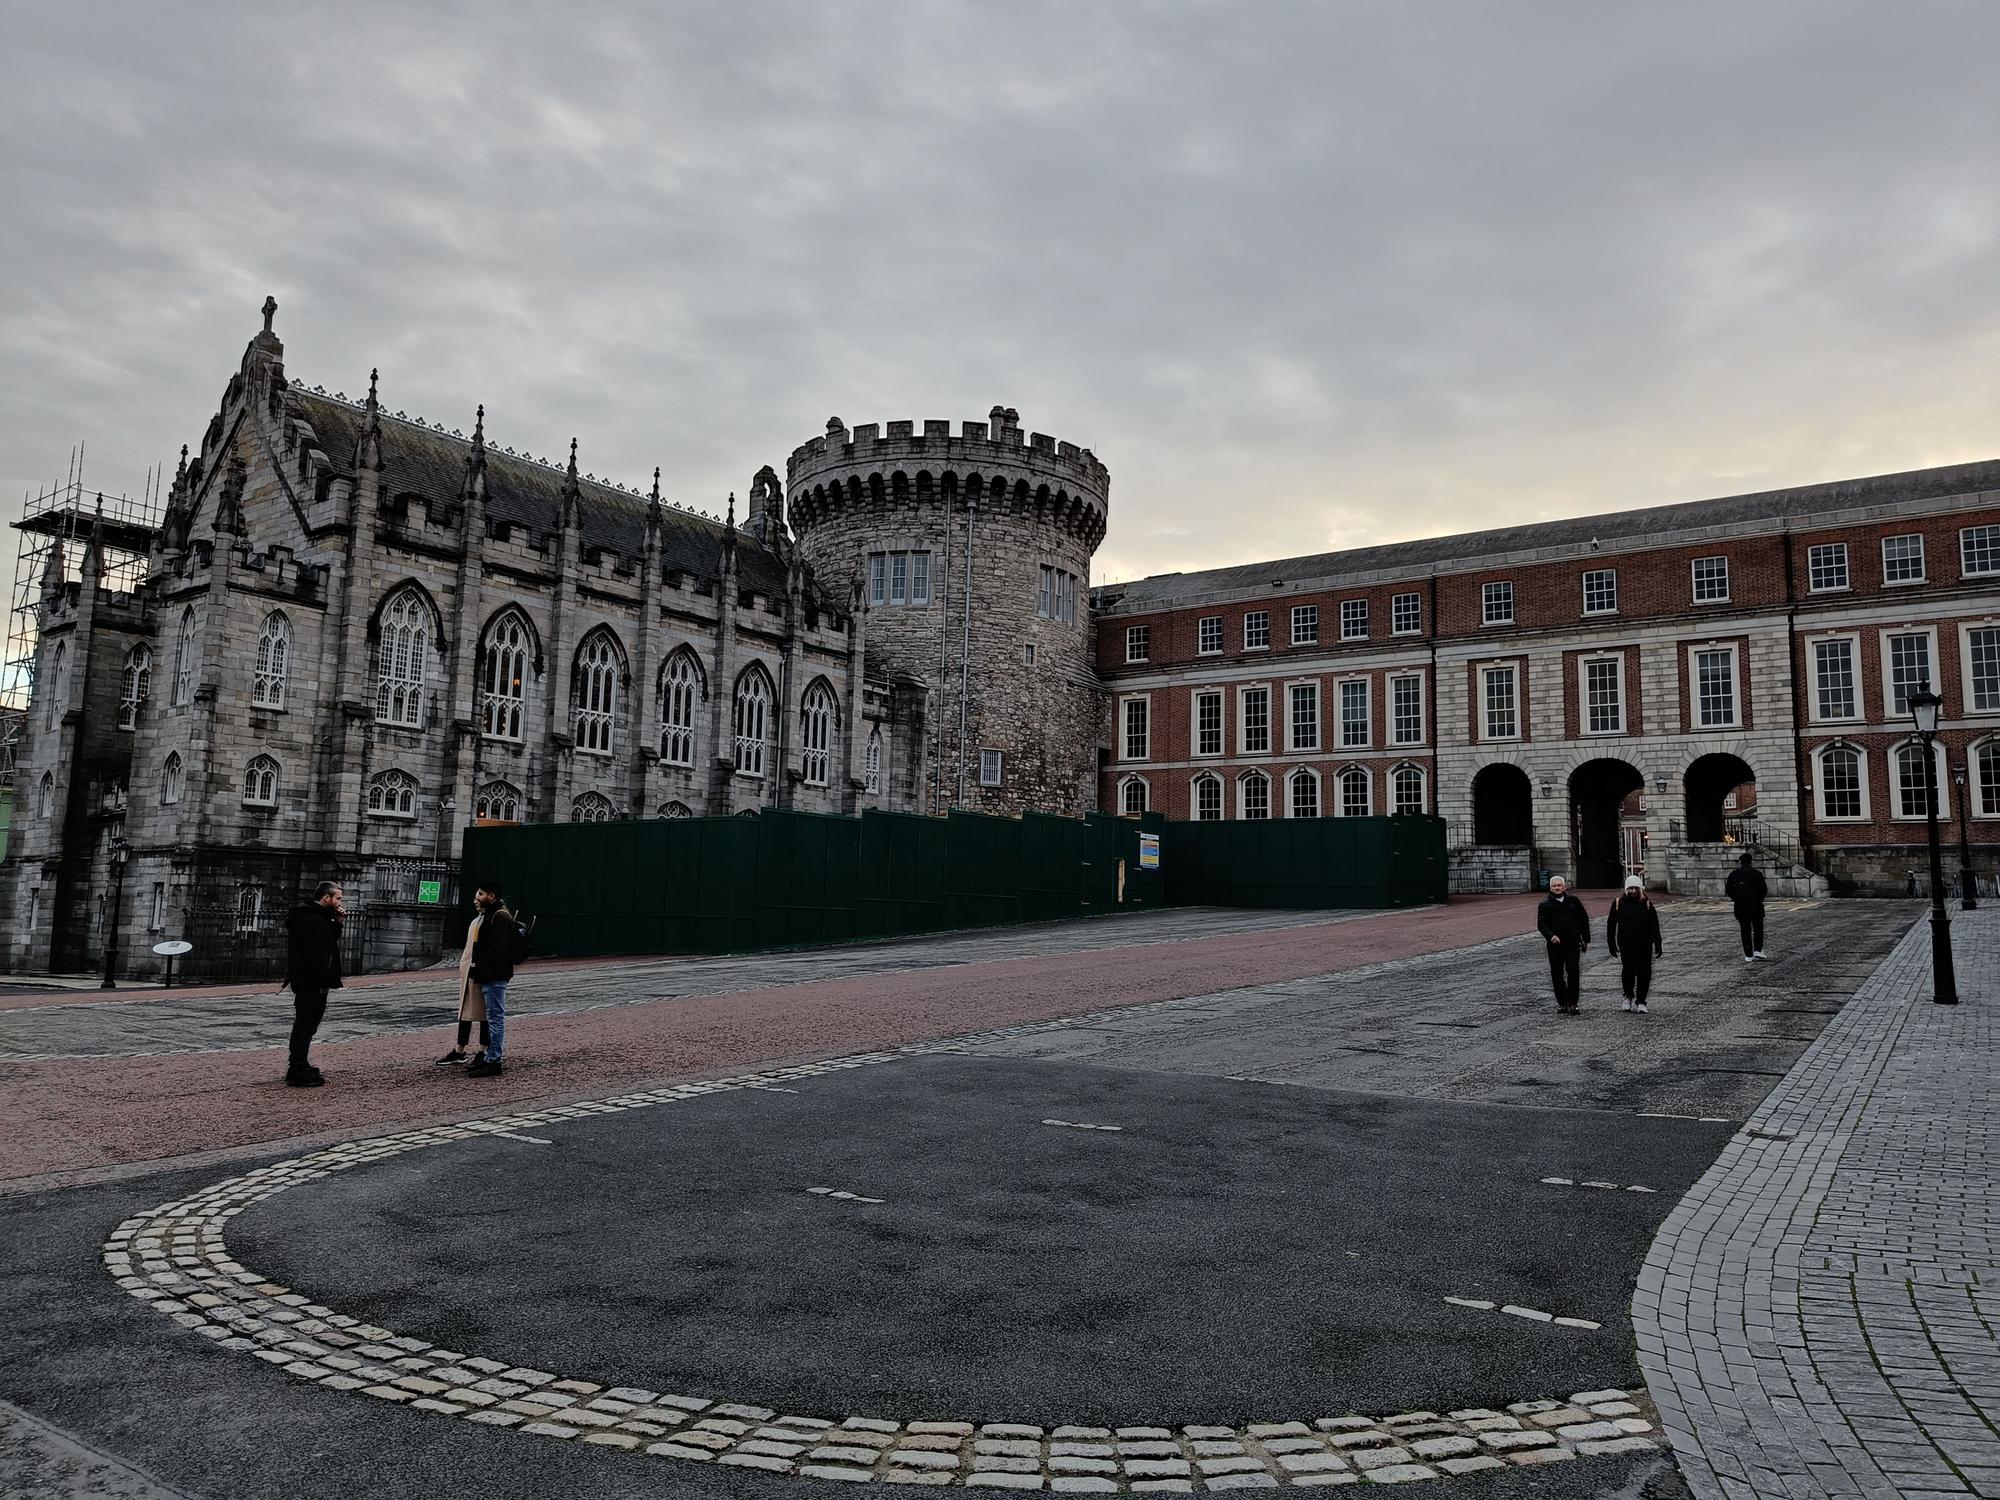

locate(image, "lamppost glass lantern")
[[1905, 684, 1958, 1003], [1909, 684, 1942, 736]]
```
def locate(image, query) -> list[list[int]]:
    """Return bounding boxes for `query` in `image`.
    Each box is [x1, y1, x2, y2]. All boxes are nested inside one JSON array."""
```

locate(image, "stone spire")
[[646, 466, 663, 541], [560, 438, 580, 529], [460, 404, 488, 505], [356, 367, 383, 474]]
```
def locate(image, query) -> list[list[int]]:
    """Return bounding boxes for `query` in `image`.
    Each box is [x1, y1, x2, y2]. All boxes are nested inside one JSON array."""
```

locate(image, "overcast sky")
[[3, 1, 1997, 587]]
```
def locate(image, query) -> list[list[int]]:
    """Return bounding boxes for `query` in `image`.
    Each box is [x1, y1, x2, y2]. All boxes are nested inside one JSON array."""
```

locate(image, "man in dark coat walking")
[[1536, 874, 1591, 1014], [283, 881, 345, 1086], [1725, 852, 1769, 962], [1606, 874, 1664, 1012]]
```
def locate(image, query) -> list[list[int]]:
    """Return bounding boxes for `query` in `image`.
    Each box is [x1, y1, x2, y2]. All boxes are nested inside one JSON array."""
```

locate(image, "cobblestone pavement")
[[1637, 905, 2000, 1499]]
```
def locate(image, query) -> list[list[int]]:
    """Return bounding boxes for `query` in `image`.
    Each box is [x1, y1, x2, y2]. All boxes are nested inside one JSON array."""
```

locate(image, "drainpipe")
[[1780, 526, 1815, 874], [957, 489, 977, 807]]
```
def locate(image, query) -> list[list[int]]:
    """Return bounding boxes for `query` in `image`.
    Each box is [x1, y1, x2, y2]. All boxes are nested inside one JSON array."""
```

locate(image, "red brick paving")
[[2, 895, 1541, 1190]]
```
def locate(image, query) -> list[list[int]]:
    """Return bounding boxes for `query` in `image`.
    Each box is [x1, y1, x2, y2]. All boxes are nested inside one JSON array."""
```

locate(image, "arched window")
[[1337, 766, 1371, 818], [45, 641, 66, 729], [161, 752, 184, 806], [1393, 763, 1426, 816], [475, 780, 520, 822], [366, 768, 419, 819], [1240, 769, 1271, 821], [120, 645, 152, 730], [571, 629, 623, 755], [733, 668, 772, 777], [800, 680, 837, 787], [37, 770, 53, 819], [243, 754, 279, 807], [1893, 740, 1948, 820], [1288, 767, 1320, 819], [235, 887, 263, 932], [659, 649, 704, 767], [1973, 739, 2000, 819], [1121, 776, 1148, 815], [865, 728, 883, 794], [481, 610, 532, 742], [572, 790, 615, 823], [660, 800, 693, 819], [1814, 743, 1866, 821], [374, 587, 433, 728], [253, 611, 291, 709], [172, 606, 198, 707], [1193, 772, 1223, 821]]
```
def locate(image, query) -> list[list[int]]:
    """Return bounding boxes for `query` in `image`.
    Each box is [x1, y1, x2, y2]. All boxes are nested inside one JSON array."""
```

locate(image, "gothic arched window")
[[45, 641, 66, 729], [659, 649, 704, 767], [660, 800, 693, 819], [865, 728, 883, 794], [572, 629, 623, 756], [374, 587, 433, 729], [366, 768, 419, 819], [481, 610, 532, 742], [120, 645, 152, 730], [244, 754, 280, 807], [38, 770, 53, 819], [733, 667, 772, 777], [161, 751, 184, 806], [475, 780, 520, 822], [572, 790, 615, 823], [254, 611, 291, 709], [800, 680, 837, 787], [172, 606, 198, 707]]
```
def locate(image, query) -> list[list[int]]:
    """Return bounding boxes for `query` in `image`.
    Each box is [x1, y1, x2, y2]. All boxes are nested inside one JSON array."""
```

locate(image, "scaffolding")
[[3, 448, 163, 723]]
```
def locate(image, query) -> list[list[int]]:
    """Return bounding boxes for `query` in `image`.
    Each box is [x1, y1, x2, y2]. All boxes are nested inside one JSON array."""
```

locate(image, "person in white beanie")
[[1605, 874, 1663, 1012]]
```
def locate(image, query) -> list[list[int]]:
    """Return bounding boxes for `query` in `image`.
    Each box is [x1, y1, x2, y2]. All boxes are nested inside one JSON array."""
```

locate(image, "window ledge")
[[1482, 619, 1515, 628], [1884, 577, 1928, 587], [1808, 585, 1853, 595]]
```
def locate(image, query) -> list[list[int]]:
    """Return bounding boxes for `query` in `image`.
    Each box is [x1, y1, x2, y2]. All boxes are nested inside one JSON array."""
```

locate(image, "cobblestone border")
[[106, 1040, 1666, 1490]]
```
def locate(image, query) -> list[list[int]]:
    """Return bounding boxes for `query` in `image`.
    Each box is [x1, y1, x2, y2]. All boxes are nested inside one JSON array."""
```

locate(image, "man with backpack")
[[465, 880, 528, 1077], [1725, 851, 1769, 963]]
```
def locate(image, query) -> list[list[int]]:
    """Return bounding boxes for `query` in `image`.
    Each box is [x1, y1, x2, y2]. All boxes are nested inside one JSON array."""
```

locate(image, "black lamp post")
[[1906, 686, 1958, 1004], [437, 795, 456, 862], [100, 836, 130, 991], [1953, 763, 1978, 910]]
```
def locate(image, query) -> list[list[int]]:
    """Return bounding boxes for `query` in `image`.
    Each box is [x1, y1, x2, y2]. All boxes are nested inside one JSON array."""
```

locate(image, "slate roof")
[[293, 389, 808, 602], [1096, 457, 2000, 612]]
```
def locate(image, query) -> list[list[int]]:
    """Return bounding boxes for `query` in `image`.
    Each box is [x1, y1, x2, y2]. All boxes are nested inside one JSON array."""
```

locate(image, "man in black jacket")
[[1725, 852, 1769, 962], [1606, 875, 1664, 1012], [282, 881, 345, 1086], [464, 881, 518, 1078], [1536, 875, 1591, 1014]]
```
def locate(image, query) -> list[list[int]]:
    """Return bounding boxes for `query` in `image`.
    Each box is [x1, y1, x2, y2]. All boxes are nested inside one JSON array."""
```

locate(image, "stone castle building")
[[3, 298, 1996, 978]]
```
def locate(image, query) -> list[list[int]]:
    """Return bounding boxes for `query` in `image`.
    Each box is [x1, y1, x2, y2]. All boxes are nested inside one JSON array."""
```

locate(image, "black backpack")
[[505, 914, 533, 966]]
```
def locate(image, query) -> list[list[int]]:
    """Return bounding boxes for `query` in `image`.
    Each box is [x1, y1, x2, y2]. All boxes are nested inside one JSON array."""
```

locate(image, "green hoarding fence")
[[456, 806, 1439, 961]]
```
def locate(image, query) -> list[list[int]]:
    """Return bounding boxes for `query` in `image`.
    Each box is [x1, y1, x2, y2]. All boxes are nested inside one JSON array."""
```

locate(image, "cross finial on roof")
[[567, 438, 579, 476], [261, 296, 277, 335], [366, 368, 379, 409], [472, 404, 485, 448], [650, 467, 662, 507]]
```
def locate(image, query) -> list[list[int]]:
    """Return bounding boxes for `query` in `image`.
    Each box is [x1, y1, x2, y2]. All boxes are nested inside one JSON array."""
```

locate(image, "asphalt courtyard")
[[0, 894, 1922, 1499]]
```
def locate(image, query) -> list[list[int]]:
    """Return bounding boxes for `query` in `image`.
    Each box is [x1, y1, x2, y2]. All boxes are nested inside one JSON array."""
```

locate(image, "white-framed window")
[[733, 669, 773, 776], [1481, 663, 1520, 741], [119, 645, 152, 730], [253, 611, 291, 709], [1693, 646, 1739, 728], [870, 553, 886, 606], [1197, 616, 1223, 655], [172, 606, 197, 706], [475, 780, 520, 821], [1239, 769, 1270, 820], [1892, 739, 1949, 820], [571, 629, 622, 756], [891, 552, 907, 605], [243, 754, 279, 807], [1120, 775, 1147, 815], [1583, 655, 1625, 735], [572, 791, 615, 823], [1125, 625, 1150, 663], [37, 771, 52, 819], [660, 800, 693, 819], [149, 882, 166, 932], [1973, 738, 2000, 818], [1393, 763, 1425, 815], [1814, 742, 1867, 821], [1882, 533, 1926, 585], [1194, 690, 1223, 757], [912, 551, 930, 604], [1036, 565, 1079, 623], [1390, 674, 1424, 746], [1482, 581, 1514, 626], [1023, 643, 1035, 666], [1392, 592, 1421, 636], [1808, 542, 1850, 593], [1962, 525, 2000, 579], [1692, 556, 1730, 603], [1337, 765, 1370, 818], [45, 641, 66, 729], [1883, 630, 1937, 719], [1121, 695, 1150, 760], [160, 751, 184, 806], [978, 748, 1004, 787], [1291, 605, 1319, 646], [1961, 625, 2000, 715], [366, 768, 419, 819], [1583, 568, 1618, 615], [481, 610, 532, 742], [1192, 772, 1223, 821], [375, 587, 432, 728], [1240, 685, 1271, 754], [1812, 637, 1860, 722], [1288, 767, 1320, 819], [800, 681, 837, 786], [236, 887, 262, 933], [659, 649, 704, 766], [865, 728, 883, 793], [868, 551, 932, 606], [1340, 599, 1368, 641], [1288, 681, 1320, 752], [1339, 679, 1369, 748], [1244, 611, 1270, 650]]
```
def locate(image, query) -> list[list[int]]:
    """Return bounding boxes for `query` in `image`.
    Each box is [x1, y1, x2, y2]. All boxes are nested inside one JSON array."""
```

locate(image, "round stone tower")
[[787, 406, 1109, 816]]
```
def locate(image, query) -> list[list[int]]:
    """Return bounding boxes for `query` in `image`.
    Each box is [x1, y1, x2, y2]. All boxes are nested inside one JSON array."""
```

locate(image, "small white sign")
[[152, 940, 193, 956]]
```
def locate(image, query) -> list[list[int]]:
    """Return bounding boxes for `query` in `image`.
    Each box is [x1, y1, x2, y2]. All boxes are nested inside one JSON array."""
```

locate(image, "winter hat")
[[1624, 875, 1643, 891]]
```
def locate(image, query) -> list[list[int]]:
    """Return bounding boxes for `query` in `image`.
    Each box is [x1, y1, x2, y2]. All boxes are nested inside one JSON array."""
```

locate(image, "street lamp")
[[1906, 685, 1958, 1004], [100, 837, 130, 990], [1953, 762, 1978, 911]]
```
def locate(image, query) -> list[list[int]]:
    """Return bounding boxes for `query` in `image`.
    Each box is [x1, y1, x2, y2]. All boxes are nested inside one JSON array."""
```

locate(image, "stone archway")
[[1471, 763, 1534, 845], [1684, 753, 1756, 842], [1569, 758, 1644, 888]]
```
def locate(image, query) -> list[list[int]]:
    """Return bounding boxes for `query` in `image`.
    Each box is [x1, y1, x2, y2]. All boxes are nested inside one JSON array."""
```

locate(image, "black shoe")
[[285, 1069, 324, 1088], [465, 1057, 504, 1078], [434, 1049, 469, 1066]]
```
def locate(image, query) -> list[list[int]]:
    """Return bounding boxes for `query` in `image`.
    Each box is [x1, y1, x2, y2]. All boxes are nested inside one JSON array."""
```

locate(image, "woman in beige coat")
[[434, 907, 491, 1065]]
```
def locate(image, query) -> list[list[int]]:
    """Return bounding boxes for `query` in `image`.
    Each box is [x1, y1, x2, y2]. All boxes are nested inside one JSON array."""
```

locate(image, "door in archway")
[[1569, 758, 1644, 887], [1684, 753, 1756, 841], [1471, 763, 1534, 845]]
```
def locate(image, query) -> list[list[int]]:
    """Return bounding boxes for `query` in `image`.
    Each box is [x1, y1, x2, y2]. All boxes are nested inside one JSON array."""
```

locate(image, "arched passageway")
[[1569, 758, 1644, 888], [1471, 763, 1534, 845], [1684, 753, 1756, 842]]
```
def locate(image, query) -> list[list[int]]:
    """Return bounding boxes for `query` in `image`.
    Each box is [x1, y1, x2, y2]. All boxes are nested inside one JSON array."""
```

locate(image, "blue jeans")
[[481, 981, 509, 1061]]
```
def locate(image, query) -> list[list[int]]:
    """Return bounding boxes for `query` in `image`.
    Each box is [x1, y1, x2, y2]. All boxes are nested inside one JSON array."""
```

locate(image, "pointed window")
[[660, 800, 693, 819], [800, 681, 837, 787], [45, 641, 66, 729], [572, 791, 615, 823], [865, 728, 883, 794], [481, 611, 532, 742], [375, 588, 433, 728], [172, 606, 198, 706], [161, 752, 184, 806], [120, 645, 152, 730], [572, 629, 622, 755], [253, 611, 291, 709], [474, 779, 520, 822], [243, 754, 280, 807], [236, 887, 263, 932], [733, 668, 772, 777], [365, 768, 419, 819], [659, 649, 704, 767], [38, 770, 54, 819]]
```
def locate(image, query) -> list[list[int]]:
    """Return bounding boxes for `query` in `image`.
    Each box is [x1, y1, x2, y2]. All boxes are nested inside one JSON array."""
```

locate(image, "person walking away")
[[1536, 874, 1591, 1014], [435, 900, 491, 1066], [1606, 875, 1663, 1012], [282, 881, 344, 1087], [1725, 852, 1769, 962], [465, 881, 521, 1077]]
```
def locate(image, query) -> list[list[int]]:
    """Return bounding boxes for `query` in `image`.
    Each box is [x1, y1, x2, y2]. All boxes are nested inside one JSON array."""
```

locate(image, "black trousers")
[[289, 988, 328, 1070], [1620, 954, 1653, 1003], [1546, 944, 1581, 1010], [1737, 909, 1765, 957]]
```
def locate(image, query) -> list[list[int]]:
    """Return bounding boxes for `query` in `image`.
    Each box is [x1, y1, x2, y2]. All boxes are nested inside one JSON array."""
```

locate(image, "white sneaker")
[[1744, 955, 1756, 963], [1635, 1002, 1649, 1013], [1754, 951, 1770, 961], [1622, 998, 1634, 1012]]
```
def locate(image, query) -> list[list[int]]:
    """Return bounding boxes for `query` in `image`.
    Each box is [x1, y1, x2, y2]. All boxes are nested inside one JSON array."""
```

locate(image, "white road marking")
[[806, 1186, 884, 1204], [1041, 1118, 1123, 1132], [1446, 1296, 1602, 1331], [493, 1131, 553, 1146], [1636, 1112, 1733, 1123], [1539, 1175, 1658, 1193]]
